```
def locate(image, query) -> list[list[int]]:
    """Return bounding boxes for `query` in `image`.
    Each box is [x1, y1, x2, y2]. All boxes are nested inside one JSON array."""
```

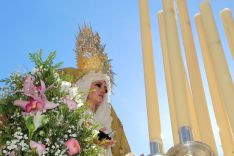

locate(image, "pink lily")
[[22, 75, 38, 99], [14, 97, 57, 113], [14, 75, 57, 113], [30, 140, 45, 155], [65, 97, 78, 110], [23, 75, 48, 100], [65, 138, 81, 155]]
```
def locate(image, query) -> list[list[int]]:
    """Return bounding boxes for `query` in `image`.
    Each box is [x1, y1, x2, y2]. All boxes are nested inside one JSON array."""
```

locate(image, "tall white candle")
[[139, 0, 162, 142]]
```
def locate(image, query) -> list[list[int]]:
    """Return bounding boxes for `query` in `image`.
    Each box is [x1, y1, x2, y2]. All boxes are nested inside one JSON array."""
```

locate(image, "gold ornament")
[[75, 25, 114, 85]]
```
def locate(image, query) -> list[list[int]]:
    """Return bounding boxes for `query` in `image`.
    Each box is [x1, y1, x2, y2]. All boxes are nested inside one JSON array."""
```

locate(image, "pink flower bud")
[[30, 140, 45, 155], [65, 138, 81, 155]]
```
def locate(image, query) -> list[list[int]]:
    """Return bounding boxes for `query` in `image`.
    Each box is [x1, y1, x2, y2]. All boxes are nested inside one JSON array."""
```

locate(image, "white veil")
[[75, 71, 113, 134]]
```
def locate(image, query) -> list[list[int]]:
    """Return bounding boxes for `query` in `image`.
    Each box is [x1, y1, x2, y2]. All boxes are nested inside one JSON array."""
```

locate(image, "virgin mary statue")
[[61, 25, 131, 156]]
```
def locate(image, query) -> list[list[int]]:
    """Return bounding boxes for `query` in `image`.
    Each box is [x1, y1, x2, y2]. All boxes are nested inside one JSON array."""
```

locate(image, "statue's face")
[[87, 80, 108, 106]]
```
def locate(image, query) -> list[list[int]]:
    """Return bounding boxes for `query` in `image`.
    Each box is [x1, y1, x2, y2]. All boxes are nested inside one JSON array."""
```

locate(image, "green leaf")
[[25, 115, 35, 138]]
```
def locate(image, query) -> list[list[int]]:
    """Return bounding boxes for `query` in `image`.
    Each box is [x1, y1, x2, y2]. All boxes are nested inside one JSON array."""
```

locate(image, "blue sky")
[[0, 0, 233, 155]]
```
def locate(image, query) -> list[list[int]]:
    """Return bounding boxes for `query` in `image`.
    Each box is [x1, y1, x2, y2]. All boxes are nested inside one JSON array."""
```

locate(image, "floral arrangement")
[[0, 51, 103, 156]]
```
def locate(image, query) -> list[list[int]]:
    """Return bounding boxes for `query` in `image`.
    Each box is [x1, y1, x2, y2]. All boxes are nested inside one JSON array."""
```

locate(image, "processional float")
[[139, 0, 234, 155]]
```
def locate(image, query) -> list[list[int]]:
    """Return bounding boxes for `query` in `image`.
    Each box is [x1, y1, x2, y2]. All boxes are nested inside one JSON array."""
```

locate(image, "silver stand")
[[167, 126, 215, 156], [148, 140, 166, 156]]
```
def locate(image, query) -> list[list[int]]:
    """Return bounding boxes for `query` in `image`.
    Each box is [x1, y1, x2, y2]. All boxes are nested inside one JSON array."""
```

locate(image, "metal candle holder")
[[167, 126, 215, 156], [148, 140, 166, 156]]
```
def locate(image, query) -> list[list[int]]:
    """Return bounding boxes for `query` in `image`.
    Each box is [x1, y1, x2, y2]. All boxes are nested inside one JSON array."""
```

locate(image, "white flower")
[[16, 135, 23, 140], [68, 86, 79, 99], [7, 146, 12, 150], [11, 139, 19, 144], [75, 99, 84, 108], [64, 134, 68, 139], [6, 141, 10, 145], [60, 81, 71, 93], [24, 134, 28, 139], [70, 134, 77, 137]]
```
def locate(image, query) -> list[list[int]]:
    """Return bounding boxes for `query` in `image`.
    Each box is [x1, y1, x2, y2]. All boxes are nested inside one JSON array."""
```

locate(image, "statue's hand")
[[102, 139, 116, 149], [95, 138, 116, 149], [94, 128, 116, 149]]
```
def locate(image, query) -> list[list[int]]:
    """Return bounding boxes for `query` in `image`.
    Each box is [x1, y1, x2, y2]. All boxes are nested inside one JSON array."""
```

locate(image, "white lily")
[[33, 112, 47, 131]]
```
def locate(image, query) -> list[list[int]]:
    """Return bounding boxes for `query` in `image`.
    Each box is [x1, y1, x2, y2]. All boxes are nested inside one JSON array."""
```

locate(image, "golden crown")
[[75, 25, 114, 85]]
